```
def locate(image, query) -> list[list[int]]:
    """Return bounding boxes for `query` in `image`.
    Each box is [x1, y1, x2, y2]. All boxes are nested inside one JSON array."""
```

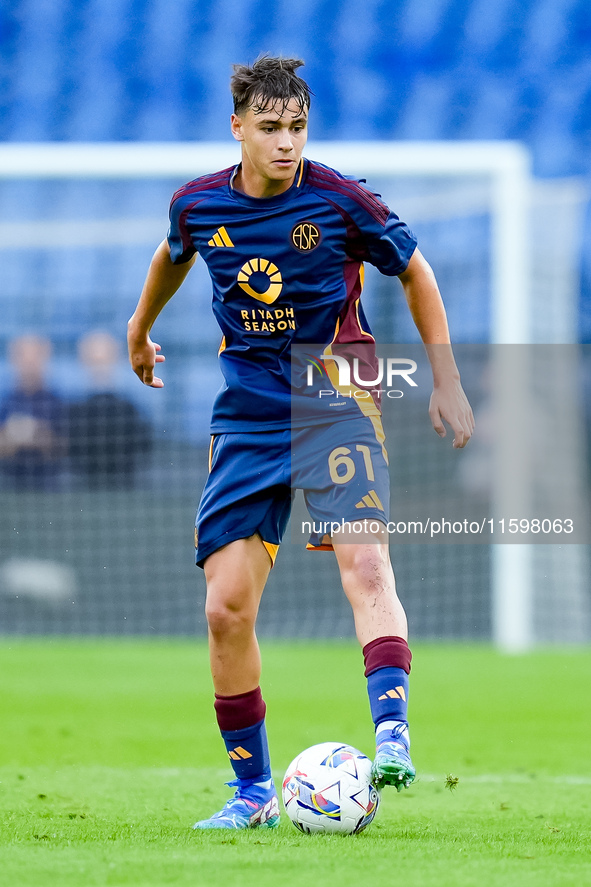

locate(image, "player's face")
[[231, 98, 308, 197]]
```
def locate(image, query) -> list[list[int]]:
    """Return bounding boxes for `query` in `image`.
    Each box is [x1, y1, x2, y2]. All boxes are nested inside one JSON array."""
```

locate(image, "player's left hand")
[[429, 380, 474, 448]]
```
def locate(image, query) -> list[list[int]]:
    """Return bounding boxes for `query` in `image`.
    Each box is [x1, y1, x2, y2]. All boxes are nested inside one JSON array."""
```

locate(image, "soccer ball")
[[282, 742, 380, 835]]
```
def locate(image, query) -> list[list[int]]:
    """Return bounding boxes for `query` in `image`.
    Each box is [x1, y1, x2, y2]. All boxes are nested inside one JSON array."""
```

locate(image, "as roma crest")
[[291, 222, 321, 252]]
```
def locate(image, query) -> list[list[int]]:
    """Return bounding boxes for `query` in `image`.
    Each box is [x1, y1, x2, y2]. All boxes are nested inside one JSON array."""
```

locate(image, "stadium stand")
[[0, 0, 589, 171], [0, 0, 590, 337]]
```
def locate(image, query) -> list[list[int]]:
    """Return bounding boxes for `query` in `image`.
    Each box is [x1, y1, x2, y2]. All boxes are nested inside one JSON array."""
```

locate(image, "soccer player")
[[128, 56, 474, 830]]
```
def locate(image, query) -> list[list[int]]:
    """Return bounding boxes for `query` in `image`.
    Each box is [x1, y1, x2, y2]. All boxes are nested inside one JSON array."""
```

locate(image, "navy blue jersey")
[[167, 158, 417, 432]]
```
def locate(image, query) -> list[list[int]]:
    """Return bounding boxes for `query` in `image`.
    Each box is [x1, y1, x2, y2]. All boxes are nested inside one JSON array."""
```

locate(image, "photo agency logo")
[[305, 352, 418, 401]]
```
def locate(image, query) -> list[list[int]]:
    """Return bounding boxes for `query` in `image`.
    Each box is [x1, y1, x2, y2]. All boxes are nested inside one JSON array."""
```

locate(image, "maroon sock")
[[214, 687, 270, 782], [214, 686, 266, 732], [363, 635, 412, 677]]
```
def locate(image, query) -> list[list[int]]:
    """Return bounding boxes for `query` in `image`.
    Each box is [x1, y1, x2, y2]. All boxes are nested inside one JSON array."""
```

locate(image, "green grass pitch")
[[1, 640, 590, 887]]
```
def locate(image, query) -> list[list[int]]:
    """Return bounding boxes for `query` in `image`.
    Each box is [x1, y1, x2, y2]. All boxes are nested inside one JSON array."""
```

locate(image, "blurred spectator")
[[68, 331, 152, 488], [0, 335, 67, 490]]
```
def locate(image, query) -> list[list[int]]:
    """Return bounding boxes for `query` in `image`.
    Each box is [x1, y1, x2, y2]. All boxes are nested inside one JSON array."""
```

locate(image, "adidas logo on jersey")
[[354, 490, 384, 510], [208, 226, 234, 247]]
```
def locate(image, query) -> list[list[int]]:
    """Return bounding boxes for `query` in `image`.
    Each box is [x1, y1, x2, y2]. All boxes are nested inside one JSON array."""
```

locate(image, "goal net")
[[0, 141, 588, 647]]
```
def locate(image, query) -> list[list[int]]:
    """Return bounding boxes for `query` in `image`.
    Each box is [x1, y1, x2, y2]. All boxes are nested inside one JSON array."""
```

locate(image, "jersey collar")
[[229, 158, 307, 207]]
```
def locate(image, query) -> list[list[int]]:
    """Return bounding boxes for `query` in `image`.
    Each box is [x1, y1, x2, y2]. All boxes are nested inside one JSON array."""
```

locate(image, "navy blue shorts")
[[195, 415, 390, 567]]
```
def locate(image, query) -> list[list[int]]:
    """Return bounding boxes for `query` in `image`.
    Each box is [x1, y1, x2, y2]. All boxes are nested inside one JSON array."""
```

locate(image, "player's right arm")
[[127, 239, 196, 387]]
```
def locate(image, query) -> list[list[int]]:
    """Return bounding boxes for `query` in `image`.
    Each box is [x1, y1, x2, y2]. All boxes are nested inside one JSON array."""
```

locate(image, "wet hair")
[[230, 55, 312, 117]]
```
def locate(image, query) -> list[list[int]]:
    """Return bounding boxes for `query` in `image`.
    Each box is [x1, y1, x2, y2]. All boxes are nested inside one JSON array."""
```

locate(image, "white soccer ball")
[[282, 742, 380, 835]]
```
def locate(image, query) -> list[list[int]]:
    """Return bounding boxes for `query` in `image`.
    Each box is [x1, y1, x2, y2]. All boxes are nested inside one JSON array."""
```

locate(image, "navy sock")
[[220, 718, 272, 783], [363, 636, 411, 744], [366, 666, 409, 728], [214, 687, 272, 784]]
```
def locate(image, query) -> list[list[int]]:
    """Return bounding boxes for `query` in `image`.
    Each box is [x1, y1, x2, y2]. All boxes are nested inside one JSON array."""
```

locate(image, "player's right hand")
[[128, 334, 166, 388]]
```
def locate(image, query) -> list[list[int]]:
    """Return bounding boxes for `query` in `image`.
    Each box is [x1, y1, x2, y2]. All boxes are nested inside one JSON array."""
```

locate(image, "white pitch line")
[[146, 769, 591, 786], [8, 766, 591, 788]]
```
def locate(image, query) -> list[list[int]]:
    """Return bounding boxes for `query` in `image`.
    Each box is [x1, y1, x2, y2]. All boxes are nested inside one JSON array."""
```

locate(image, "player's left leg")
[[332, 534, 415, 791], [295, 416, 414, 790]]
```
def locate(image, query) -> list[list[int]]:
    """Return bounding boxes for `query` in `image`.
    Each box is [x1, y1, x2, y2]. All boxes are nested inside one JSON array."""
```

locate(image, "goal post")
[[0, 138, 532, 344], [0, 139, 532, 350], [0, 140, 586, 649]]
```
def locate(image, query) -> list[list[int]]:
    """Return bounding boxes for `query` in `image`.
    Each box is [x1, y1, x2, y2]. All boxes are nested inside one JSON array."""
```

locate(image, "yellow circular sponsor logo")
[[237, 257, 283, 304], [291, 221, 321, 252]]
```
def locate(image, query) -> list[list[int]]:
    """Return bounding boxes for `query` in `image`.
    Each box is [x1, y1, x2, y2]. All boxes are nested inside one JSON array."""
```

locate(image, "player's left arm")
[[398, 248, 474, 448]]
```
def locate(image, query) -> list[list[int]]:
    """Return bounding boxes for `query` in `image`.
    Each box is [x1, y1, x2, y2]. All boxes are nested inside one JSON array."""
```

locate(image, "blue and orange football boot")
[[192, 778, 280, 830], [371, 721, 416, 792]]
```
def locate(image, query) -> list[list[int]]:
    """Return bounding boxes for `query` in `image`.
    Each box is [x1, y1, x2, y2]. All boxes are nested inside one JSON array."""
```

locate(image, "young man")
[[128, 56, 474, 830]]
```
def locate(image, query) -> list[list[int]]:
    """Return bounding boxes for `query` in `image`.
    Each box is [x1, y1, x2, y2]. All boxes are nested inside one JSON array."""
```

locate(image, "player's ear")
[[230, 114, 244, 142]]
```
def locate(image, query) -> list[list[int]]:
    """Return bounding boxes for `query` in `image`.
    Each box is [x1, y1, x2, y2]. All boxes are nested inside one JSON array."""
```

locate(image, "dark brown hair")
[[230, 55, 312, 116]]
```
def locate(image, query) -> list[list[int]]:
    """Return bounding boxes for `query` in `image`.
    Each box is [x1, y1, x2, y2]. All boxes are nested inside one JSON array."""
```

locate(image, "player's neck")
[[233, 163, 296, 200]]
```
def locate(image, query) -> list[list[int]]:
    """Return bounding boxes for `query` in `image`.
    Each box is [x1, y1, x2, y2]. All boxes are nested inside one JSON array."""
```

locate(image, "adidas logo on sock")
[[228, 746, 253, 761], [378, 686, 406, 701]]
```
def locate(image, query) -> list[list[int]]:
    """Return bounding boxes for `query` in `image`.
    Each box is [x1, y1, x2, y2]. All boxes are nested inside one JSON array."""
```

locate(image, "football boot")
[[193, 778, 280, 830], [371, 722, 416, 792]]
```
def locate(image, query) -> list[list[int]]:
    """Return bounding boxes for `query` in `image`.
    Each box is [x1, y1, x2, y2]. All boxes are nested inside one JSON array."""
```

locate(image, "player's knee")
[[338, 545, 394, 598], [205, 596, 257, 637], [339, 543, 389, 577]]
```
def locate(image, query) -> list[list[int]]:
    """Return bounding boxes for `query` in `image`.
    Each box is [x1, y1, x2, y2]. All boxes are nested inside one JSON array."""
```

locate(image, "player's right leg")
[[192, 432, 291, 830], [193, 535, 280, 830]]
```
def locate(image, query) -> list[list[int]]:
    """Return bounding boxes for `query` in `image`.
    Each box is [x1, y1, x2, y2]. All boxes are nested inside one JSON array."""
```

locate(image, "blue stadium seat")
[[1, 0, 590, 344]]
